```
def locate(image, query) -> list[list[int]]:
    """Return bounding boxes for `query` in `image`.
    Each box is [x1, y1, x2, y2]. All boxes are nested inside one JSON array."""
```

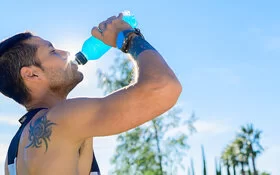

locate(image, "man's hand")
[[91, 13, 132, 47]]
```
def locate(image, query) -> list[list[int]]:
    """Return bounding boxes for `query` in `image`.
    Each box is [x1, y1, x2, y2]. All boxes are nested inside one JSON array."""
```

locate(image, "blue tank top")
[[7, 108, 101, 175]]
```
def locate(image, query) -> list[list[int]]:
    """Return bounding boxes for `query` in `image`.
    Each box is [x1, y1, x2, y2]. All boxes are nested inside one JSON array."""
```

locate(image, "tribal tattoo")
[[26, 114, 56, 153], [128, 36, 157, 59]]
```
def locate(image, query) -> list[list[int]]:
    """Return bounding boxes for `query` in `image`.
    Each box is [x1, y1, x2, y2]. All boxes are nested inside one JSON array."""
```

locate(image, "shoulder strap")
[[7, 108, 47, 164], [90, 152, 100, 173], [18, 108, 47, 125]]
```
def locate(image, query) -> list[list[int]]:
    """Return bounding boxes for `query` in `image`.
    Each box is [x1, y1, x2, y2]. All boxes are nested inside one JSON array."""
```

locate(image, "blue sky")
[[0, 0, 279, 174]]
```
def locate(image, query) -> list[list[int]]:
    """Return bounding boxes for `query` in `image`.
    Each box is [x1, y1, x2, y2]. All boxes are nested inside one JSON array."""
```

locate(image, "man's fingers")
[[90, 12, 125, 47], [107, 16, 117, 23], [98, 21, 107, 31], [91, 27, 103, 40]]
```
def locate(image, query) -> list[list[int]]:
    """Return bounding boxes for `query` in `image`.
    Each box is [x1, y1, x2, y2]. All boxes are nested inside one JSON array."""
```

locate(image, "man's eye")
[[51, 50, 57, 54]]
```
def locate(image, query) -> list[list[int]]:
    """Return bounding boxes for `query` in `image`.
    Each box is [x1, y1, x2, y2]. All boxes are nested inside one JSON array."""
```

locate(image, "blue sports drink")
[[75, 10, 138, 65]]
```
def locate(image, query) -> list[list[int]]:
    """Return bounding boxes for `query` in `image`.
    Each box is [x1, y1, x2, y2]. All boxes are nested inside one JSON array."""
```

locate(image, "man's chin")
[[67, 72, 84, 93], [77, 72, 84, 83], [74, 73, 84, 87]]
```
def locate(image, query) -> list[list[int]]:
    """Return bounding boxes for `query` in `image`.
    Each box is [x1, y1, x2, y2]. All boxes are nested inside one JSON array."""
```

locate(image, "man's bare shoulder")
[[47, 97, 101, 121], [45, 97, 102, 140]]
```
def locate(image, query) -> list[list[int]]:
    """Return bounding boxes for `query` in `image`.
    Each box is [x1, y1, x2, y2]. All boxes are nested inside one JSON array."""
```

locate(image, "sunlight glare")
[[55, 39, 90, 72]]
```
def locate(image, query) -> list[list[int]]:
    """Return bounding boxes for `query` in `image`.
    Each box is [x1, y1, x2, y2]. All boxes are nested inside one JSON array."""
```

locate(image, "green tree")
[[221, 145, 231, 175], [97, 54, 196, 174], [228, 144, 238, 175], [233, 137, 249, 175], [221, 143, 239, 175], [260, 172, 270, 175], [237, 124, 264, 175]]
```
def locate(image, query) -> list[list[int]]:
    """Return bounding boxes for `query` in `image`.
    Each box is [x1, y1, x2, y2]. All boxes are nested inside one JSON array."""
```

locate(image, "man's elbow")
[[141, 76, 182, 108], [165, 79, 182, 106], [153, 78, 182, 110]]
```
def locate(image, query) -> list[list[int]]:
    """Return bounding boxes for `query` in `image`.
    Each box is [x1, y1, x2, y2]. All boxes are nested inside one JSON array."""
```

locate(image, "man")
[[1, 13, 182, 175]]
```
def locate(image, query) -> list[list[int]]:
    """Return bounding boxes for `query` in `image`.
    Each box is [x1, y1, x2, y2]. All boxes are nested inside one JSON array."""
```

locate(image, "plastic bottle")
[[74, 10, 137, 65]]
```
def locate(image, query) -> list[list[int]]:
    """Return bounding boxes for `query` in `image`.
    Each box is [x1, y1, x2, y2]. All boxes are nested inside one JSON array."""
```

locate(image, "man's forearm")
[[128, 35, 181, 88]]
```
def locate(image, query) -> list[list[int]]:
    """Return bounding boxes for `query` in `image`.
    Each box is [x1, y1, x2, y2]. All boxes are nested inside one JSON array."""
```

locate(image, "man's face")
[[26, 36, 83, 96]]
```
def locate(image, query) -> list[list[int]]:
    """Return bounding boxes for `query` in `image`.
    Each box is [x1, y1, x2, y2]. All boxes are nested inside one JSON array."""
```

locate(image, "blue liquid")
[[75, 11, 138, 65]]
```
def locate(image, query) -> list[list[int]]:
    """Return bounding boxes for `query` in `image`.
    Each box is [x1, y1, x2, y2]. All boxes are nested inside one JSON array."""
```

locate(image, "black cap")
[[75, 52, 88, 65]]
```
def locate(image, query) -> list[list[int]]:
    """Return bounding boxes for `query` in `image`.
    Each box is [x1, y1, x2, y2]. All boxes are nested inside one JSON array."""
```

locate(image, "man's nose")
[[59, 50, 70, 59], [64, 51, 70, 58]]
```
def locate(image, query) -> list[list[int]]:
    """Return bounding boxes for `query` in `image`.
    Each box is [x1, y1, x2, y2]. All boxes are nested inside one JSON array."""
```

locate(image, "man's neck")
[[25, 94, 67, 111]]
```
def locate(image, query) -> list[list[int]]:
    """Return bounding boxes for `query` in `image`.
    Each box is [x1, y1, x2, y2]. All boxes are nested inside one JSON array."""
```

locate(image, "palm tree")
[[228, 144, 238, 175], [233, 137, 248, 175], [221, 145, 231, 175], [237, 124, 264, 175]]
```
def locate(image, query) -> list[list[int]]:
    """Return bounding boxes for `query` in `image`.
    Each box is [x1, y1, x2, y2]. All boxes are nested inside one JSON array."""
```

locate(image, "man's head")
[[0, 32, 83, 106]]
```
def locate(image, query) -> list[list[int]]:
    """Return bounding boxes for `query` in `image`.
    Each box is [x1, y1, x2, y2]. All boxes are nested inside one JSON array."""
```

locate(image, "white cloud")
[[0, 116, 19, 126], [0, 163, 4, 175], [0, 144, 8, 164], [194, 119, 232, 134], [94, 136, 118, 174]]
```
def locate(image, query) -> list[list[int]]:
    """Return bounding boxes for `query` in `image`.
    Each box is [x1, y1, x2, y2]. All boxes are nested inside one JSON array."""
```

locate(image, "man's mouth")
[[70, 63, 78, 70]]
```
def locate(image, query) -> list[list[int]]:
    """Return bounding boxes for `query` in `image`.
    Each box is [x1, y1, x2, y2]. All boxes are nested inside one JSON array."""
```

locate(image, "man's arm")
[[47, 13, 182, 140]]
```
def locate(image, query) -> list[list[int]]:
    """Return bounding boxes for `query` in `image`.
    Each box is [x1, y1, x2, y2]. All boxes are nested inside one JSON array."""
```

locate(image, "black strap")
[[8, 108, 46, 164], [91, 152, 100, 172], [18, 108, 47, 125]]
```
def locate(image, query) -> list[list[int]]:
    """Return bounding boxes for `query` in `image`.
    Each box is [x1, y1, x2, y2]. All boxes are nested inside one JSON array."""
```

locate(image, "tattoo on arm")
[[26, 115, 56, 153], [128, 36, 157, 59]]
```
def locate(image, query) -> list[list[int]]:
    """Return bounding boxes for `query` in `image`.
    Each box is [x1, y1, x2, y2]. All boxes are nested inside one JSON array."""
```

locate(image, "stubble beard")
[[47, 66, 83, 98]]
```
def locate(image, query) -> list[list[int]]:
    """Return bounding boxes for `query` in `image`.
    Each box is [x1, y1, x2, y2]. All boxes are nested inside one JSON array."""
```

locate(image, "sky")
[[0, 0, 279, 174]]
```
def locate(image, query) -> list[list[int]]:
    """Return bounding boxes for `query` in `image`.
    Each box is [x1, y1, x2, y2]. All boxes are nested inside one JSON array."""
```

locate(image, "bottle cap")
[[122, 10, 131, 16], [75, 52, 88, 65]]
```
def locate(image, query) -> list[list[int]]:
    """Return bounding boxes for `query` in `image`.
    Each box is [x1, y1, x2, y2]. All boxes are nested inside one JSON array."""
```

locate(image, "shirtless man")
[[1, 13, 182, 175]]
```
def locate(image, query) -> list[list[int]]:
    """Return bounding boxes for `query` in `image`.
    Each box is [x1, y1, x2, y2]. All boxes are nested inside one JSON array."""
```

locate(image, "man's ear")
[[20, 66, 40, 81]]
